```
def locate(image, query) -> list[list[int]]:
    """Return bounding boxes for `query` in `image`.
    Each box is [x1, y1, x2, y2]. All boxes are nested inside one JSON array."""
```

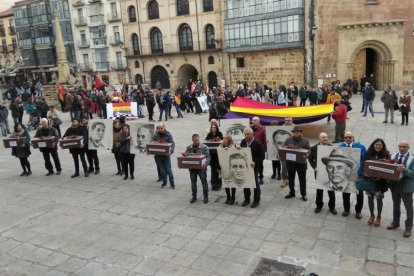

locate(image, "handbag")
[[53, 117, 62, 126], [394, 101, 399, 111]]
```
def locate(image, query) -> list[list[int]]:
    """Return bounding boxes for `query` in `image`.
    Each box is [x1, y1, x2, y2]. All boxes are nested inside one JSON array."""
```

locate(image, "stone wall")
[[314, 0, 414, 90], [229, 48, 305, 89]]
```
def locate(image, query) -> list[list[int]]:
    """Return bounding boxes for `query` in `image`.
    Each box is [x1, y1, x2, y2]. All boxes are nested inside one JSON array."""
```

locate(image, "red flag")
[[95, 75, 105, 89]]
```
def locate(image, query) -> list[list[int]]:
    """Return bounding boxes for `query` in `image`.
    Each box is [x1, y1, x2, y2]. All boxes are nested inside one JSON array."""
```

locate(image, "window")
[[177, 0, 189, 16], [135, 60, 140, 68], [17, 30, 32, 46], [236, 57, 245, 68], [33, 28, 52, 45], [150, 28, 163, 54], [205, 24, 215, 49], [225, 0, 303, 19], [83, 53, 90, 69], [203, 0, 214, 12], [132, 33, 139, 55], [14, 8, 29, 26], [128, 6, 136, 22], [179, 24, 193, 51], [208, 56, 214, 64], [148, 1, 159, 20], [2, 40, 7, 52], [37, 49, 54, 66], [12, 38, 17, 50], [116, 51, 123, 68], [110, 2, 118, 18], [90, 26, 106, 46], [113, 26, 121, 43], [80, 31, 87, 46]]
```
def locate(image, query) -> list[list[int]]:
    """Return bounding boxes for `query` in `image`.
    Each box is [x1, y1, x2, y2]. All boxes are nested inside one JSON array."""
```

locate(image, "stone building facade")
[[0, 8, 18, 72], [313, 0, 414, 90], [119, 0, 225, 90], [223, 0, 306, 88]]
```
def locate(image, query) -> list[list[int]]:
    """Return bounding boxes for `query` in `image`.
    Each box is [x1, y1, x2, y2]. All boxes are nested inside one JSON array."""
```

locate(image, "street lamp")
[[310, 25, 317, 88]]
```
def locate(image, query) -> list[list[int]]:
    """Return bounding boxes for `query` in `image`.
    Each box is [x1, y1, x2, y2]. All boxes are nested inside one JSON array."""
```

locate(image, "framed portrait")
[[88, 119, 113, 150], [217, 147, 256, 189], [316, 146, 361, 193], [265, 126, 293, 160], [219, 118, 250, 147], [197, 96, 209, 112], [129, 123, 155, 154]]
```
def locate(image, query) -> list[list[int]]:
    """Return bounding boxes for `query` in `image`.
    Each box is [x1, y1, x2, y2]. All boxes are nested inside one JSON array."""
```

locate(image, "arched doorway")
[[134, 74, 143, 85], [150, 65, 170, 89], [207, 71, 217, 88], [353, 48, 379, 88], [350, 40, 393, 90], [177, 64, 198, 88]]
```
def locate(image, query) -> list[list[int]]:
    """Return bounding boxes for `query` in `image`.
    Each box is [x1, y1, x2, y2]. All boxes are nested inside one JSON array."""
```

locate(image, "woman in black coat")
[[12, 123, 32, 176], [205, 123, 224, 191]]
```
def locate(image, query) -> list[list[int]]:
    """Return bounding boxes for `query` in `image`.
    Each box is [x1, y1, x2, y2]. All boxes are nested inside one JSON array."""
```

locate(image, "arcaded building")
[[119, 0, 225, 89]]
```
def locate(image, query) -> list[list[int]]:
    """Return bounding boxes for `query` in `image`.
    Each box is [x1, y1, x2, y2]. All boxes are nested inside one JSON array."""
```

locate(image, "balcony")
[[88, 0, 102, 3], [74, 17, 87, 27], [89, 15, 105, 26], [72, 0, 85, 7], [8, 44, 17, 52], [79, 63, 92, 71], [109, 36, 123, 46], [111, 61, 127, 71], [91, 37, 107, 48], [95, 61, 110, 72], [77, 39, 90, 48], [0, 29, 5, 37], [107, 13, 121, 23], [0, 46, 6, 53], [9, 26, 16, 35]]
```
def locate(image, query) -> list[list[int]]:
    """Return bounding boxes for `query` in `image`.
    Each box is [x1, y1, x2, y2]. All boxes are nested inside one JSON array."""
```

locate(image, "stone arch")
[[349, 40, 394, 90], [177, 64, 198, 88]]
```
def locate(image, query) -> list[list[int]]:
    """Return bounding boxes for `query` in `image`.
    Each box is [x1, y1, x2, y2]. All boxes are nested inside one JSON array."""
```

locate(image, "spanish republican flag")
[[95, 75, 106, 89]]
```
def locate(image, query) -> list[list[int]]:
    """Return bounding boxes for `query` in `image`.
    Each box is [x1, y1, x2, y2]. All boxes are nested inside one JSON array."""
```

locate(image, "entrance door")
[[150, 65, 170, 89], [207, 71, 217, 89], [135, 74, 143, 85]]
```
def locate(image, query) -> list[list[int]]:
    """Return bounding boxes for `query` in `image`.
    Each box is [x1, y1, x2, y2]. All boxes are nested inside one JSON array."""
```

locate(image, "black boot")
[[203, 193, 209, 204]]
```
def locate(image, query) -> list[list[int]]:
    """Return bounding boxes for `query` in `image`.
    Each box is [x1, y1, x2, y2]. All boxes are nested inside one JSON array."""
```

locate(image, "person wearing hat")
[[321, 148, 358, 193], [339, 131, 366, 219], [283, 125, 310, 201], [225, 123, 245, 147]]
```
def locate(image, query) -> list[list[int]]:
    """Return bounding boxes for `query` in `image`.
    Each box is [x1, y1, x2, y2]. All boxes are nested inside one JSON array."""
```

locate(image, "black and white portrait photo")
[[217, 147, 255, 189], [129, 123, 155, 154], [88, 119, 112, 150], [219, 118, 250, 147], [316, 146, 361, 193], [265, 126, 292, 160]]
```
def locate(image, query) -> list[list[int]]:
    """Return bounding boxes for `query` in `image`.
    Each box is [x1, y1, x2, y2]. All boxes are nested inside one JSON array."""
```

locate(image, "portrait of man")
[[89, 121, 106, 148], [130, 123, 155, 154], [217, 147, 255, 189], [220, 119, 249, 147], [316, 146, 361, 193], [88, 119, 112, 150], [265, 126, 292, 160]]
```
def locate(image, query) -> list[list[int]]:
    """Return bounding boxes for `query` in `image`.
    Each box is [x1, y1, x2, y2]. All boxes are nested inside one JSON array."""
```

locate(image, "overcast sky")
[[0, 0, 20, 12]]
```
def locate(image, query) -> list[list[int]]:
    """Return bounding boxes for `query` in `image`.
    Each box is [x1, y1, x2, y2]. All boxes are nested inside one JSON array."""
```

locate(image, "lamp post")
[[310, 25, 317, 88]]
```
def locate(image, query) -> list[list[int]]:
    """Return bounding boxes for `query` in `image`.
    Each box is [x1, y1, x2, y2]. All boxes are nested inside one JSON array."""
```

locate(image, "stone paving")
[[0, 94, 413, 276]]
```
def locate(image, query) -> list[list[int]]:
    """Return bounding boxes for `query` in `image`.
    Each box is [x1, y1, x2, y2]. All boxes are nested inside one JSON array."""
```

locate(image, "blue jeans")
[[159, 106, 168, 121], [363, 100, 374, 116], [155, 156, 174, 186], [0, 121, 6, 136], [190, 169, 208, 198]]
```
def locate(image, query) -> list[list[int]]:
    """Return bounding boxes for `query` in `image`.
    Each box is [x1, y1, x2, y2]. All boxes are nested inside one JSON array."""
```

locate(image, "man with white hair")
[[240, 127, 265, 208], [387, 140, 414, 238], [339, 131, 366, 219], [34, 118, 62, 176]]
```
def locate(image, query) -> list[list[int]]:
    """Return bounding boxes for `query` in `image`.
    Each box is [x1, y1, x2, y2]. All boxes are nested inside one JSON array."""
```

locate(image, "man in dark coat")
[[240, 127, 265, 208], [63, 118, 88, 178]]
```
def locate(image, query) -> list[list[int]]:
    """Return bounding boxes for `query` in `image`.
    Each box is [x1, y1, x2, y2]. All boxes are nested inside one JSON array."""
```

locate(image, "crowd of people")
[[1, 78, 414, 240]]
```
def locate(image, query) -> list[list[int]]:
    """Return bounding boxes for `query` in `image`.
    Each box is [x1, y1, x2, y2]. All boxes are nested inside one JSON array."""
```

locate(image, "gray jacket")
[[0, 106, 8, 122], [381, 90, 397, 108]]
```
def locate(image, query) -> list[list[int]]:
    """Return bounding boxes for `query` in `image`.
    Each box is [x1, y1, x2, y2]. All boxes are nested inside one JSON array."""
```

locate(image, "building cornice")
[[338, 19, 407, 29]]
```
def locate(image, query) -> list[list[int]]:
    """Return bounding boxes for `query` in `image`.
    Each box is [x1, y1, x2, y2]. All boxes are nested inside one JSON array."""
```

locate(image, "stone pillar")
[[389, 60, 396, 89]]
